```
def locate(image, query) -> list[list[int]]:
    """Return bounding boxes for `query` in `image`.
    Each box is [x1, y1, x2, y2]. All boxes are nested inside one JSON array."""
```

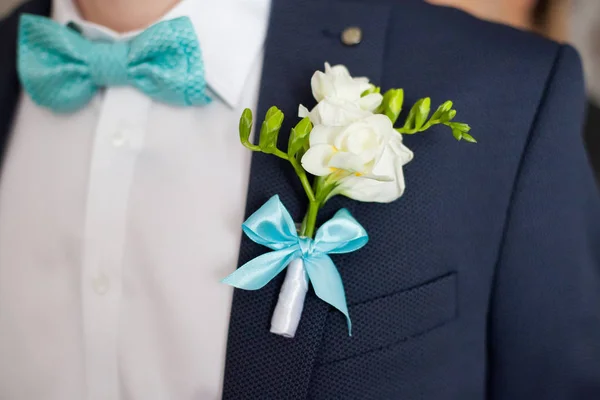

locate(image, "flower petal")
[[344, 127, 381, 161], [335, 175, 399, 203], [324, 62, 333, 73], [358, 171, 394, 182], [358, 93, 384, 112], [328, 64, 351, 77], [301, 144, 337, 176], [298, 104, 310, 118], [315, 98, 372, 127], [367, 114, 394, 135], [354, 77, 373, 95], [311, 71, 334, 102], [387, 135, 414, 167], [336, 142, 411, 203], [309, 124, 342, 146], [328, 151, 366, 173]]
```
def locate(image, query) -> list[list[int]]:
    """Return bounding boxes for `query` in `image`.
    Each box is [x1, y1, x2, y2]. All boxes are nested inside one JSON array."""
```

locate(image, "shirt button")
[[93, 273, 110, 295], [112, 129, 128, 147]]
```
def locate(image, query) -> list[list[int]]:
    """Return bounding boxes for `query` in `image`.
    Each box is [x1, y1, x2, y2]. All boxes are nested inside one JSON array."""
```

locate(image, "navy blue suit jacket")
[[1, 0, 600, 399]]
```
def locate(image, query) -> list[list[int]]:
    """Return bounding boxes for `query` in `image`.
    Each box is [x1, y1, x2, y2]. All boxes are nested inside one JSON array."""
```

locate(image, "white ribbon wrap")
[[270, 258, 308, 338]]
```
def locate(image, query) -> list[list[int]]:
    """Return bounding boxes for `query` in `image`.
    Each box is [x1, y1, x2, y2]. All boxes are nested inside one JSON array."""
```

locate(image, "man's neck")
[[537, 0, 571, 43], [75, 0, 181, 32]]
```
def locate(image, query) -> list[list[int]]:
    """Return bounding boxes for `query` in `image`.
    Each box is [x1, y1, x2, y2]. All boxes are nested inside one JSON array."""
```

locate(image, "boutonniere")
[[223, 63, 475, 338]]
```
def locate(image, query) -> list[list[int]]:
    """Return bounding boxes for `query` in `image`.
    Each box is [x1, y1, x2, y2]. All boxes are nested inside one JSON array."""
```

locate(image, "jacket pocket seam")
[[317, 310, 457, 367], [346, 271, 457, 308], [317, 271, 458, 366]]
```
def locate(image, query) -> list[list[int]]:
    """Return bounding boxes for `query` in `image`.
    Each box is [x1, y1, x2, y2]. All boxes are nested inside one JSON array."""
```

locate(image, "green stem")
[[396, 120, 434, 135], [298, 175, 341, 238], [300, 200, 319, 238], [271, 149, 290, 161], [266, 148, 316, 203], [289, 156, 316, 202]]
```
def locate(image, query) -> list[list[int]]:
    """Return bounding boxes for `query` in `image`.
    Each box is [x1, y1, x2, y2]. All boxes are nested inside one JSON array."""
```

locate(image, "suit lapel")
[[0, 0, 51, 169], [223, 0, 391, 398]]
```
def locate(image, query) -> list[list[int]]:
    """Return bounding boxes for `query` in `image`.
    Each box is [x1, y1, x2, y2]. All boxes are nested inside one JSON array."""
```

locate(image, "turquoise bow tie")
[[17, 14, 211, 113], [222, 195, 369, 334]]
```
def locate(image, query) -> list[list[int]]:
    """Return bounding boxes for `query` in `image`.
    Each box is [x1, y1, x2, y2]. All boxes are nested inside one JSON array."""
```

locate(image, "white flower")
[[334, 138, 413, 203], [299, 63, 383, 125], [298, 98, 372, 127], [311, 63, 381, 106], [301, 114, 414, 203]]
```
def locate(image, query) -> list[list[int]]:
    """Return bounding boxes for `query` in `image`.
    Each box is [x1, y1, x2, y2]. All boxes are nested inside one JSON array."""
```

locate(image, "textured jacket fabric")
[[1, 0, 599, 399]]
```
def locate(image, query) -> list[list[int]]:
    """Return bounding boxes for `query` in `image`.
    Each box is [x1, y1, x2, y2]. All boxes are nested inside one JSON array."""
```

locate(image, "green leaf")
[[461, 132, 477, 143], [288, 117, 313, 157], [414, 97, 431, 129], [430, 100, 453, 122], [381, 88, 404, 124], [239, 108, 253, 144], [259, 106, 284, 154]]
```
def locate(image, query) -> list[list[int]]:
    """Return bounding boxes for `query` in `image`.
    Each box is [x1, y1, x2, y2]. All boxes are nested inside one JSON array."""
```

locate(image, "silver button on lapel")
[[341, 26, 362, 46]]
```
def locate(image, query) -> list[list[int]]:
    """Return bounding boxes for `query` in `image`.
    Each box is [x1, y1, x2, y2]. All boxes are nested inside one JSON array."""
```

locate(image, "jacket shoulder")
[[385, 1, 584, 144], [389, 0, 568, 76]]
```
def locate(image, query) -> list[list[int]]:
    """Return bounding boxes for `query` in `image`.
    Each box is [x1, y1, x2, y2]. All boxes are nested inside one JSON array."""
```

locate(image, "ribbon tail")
[[304, 254, 352, 335], [222, 247, 299, 290]]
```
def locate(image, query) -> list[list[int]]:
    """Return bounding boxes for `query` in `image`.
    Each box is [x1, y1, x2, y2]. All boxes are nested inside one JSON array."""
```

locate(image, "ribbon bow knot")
[[17, 14, 211, 113], [222, 195, 369, 333], [88, 41, 130, 86]]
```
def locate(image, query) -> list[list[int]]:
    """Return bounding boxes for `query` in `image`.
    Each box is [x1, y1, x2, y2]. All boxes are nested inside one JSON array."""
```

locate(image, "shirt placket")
[[81, 88, 151, 400]]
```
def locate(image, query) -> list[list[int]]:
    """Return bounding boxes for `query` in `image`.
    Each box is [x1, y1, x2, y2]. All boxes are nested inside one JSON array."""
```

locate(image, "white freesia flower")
[[311, 63, 382, 107], [312, 63, 370, 101], [298, 63, 383, 125], [298, 97, 372, 127], [334, 137, 413, 203], [301, 114, 414, 203]]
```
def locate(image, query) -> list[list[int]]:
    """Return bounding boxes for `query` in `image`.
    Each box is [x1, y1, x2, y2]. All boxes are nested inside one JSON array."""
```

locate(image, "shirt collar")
[[52, 0, 271, 107]]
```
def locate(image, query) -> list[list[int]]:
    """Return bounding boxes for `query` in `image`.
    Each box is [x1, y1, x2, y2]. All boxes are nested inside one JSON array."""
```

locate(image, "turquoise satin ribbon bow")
[[222, 195, 369, 334], [17, 14, 211, 113]]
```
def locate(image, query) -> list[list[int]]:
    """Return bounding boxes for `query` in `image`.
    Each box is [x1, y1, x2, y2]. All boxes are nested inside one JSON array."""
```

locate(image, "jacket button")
[[341, 26, 362, 46]]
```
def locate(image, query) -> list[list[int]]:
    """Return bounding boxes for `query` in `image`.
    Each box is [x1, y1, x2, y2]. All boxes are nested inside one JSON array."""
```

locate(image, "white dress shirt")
[[0, 0, 270, 399]]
